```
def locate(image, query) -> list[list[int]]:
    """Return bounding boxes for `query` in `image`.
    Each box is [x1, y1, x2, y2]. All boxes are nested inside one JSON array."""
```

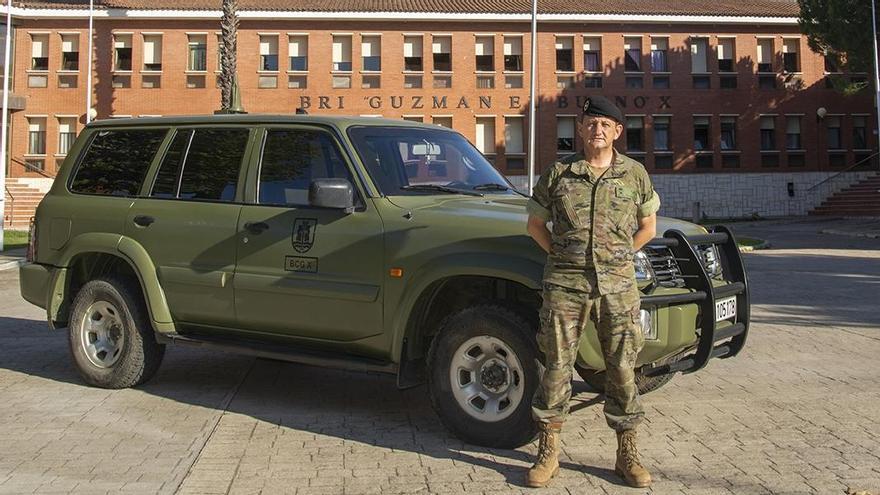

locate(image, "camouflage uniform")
[[527, 151, 661, 431]]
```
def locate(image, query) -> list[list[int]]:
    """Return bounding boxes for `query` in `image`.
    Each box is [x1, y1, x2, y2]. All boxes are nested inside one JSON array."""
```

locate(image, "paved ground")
[[0, 218, 878, 495]]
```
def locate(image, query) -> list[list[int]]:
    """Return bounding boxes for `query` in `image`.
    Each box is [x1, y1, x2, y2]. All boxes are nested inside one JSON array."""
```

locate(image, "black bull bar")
[[638, 225, 750, 377]]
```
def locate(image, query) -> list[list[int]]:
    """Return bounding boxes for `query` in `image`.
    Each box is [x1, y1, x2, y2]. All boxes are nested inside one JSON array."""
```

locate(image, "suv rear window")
[[70, 128, 167, 196], [150, 127, 250, 202]]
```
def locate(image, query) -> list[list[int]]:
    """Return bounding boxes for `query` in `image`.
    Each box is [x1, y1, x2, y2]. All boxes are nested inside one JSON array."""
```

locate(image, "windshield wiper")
[[473, 182, 528, 197], [400, 184, 483, 196], [473, 183, 509, 191]]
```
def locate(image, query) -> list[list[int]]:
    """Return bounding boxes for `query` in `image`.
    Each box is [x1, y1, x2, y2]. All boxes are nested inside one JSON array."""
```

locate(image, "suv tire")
[[68, 278, 165, 389], [574, 351, 683, 396], [427, 305, 540, 448]]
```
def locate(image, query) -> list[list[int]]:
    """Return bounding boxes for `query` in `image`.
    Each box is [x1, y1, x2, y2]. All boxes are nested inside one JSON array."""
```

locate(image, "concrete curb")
[[0, 259, 24, 271], [820, 229, 880, 239], [738, 240, 771, 252]]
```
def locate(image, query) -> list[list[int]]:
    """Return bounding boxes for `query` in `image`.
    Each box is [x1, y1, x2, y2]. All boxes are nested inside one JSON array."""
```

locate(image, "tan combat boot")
[[615, 429, 652, 488], [526, 422, 562, 488]]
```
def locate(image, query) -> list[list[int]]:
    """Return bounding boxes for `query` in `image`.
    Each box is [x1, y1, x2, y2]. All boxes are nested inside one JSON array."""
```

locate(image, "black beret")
[[582, 96, 624, 124]]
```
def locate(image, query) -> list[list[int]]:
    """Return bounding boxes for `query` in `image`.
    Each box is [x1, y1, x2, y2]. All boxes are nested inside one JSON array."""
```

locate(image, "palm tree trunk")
[[219, 0, 238, 110]]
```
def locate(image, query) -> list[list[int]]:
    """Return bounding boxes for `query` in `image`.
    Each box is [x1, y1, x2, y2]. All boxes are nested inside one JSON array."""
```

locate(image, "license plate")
[[715, 296, 737, 322]]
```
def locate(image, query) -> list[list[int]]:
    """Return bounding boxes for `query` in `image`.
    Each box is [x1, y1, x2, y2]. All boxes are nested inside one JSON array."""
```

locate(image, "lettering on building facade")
[[297, 94, 671, 112], [556, 95, 673, 111]]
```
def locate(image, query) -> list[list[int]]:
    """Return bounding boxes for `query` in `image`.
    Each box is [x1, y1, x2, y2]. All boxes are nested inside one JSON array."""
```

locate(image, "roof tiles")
[[17, 0, 800, 16]]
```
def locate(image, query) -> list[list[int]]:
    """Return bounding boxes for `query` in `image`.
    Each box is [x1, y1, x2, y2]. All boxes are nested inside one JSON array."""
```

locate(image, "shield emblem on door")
[[292, 218, 318, 253]]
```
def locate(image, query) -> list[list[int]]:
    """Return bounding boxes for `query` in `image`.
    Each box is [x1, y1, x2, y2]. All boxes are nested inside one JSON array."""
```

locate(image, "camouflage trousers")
[[531, 271, 645, 431]]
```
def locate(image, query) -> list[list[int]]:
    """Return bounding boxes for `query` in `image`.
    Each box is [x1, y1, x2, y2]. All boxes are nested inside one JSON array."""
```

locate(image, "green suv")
[[19, 115, 749, 448]]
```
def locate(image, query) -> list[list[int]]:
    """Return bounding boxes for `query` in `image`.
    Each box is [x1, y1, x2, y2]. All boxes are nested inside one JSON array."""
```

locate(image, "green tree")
[[798, 0, 878, 93]]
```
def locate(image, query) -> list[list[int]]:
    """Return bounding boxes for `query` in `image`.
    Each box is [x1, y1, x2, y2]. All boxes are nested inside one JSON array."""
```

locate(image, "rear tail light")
[[26, 218, 37, 263]]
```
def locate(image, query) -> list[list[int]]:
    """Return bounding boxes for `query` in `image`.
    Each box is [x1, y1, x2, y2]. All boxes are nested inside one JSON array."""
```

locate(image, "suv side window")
[[150, 129, 191, 198], [258, 128, 355, 206], [151, 127, 250, 202], [70, 128, 167, 196]]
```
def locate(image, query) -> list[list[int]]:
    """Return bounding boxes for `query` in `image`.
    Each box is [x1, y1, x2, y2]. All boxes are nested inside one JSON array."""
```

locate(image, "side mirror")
[[309, 178, 356, 213]]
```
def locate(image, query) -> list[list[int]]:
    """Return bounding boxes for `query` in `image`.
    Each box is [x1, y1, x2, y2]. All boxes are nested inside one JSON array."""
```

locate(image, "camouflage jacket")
[[526, 151, 661, 295]]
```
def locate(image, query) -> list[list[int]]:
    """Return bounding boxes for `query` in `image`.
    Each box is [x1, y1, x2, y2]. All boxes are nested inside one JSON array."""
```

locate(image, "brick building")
[[1, 0, 878, 225]]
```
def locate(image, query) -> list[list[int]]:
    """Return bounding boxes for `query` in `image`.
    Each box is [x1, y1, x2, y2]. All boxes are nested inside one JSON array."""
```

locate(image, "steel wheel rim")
[[449, 335, 525, 422], [79, 301, 125, 368]]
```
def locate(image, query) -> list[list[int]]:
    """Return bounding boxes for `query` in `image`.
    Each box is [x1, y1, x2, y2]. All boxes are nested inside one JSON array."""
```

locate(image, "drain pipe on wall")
[[526, 0, 537, 195], [0, 0, 13, 251], [871, 0, 880, 167], [85, 0, 93, 123]]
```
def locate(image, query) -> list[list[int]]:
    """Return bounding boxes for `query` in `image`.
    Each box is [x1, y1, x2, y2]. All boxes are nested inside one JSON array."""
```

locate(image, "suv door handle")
[[244, 221, 270, 234], [133, 215, 155, 227]]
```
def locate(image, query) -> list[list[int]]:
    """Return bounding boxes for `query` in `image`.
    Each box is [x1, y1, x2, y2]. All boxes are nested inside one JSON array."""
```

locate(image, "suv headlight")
[[634, 250, 654, 282], [701, 245, 723, 278]]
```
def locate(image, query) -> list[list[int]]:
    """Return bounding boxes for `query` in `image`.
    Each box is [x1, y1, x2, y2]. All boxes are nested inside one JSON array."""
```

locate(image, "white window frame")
[[332, 34, 353, 73], [186, 33, 208, 73], [555, 35, 575, 74], [142, 33, 163, 73], [756, 37, 775, 74], [503, 115, 525, 155], [403, 35, 424, 73], [690, 36, 710, 74], [717, 36, 736, 73], [623, 36, 643, 74], [432, 35, 452, 74], [556, 115, 576, 154], [26, 116, 48, 157], [361, 34, 382, 73], [58, 33, 80, 73], [29, 32, 49, 73], [475, 35, 495, 73], [502, 34, 524, 74], [287, 34, 309, 73], [583, 35, 603, 74]]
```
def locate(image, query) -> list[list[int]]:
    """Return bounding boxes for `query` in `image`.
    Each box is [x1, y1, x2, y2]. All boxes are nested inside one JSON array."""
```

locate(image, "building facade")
[[1, 0, 878, 221]]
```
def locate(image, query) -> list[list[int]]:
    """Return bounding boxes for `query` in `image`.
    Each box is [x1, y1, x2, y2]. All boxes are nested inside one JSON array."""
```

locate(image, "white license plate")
[[715, 296, 737, 322]]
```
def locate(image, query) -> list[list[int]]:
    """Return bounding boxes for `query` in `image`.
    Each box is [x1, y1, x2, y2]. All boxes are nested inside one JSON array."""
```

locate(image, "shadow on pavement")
[[2, 217, 872, 492], [0, 313, 624, 489], [0, 313, 781, 493]]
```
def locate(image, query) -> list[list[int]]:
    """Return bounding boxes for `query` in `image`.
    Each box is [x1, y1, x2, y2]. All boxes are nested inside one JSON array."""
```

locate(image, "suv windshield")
[[347, 125, 515, 196]]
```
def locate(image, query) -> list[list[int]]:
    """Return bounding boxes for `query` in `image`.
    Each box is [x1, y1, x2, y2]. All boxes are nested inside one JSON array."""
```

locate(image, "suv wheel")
[[68, 278, 165, 389], [427, 305, 539, 448]]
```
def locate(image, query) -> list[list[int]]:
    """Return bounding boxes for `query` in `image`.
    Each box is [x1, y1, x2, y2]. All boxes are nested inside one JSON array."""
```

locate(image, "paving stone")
[[1, 221, 880, 495]]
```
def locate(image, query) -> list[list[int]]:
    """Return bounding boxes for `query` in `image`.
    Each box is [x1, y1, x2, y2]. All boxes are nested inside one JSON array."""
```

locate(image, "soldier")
[[525, 96, 660, 488]]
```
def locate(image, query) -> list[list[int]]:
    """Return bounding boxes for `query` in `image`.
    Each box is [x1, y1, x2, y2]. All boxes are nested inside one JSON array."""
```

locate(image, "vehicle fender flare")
[[390, 252, 543, 362], [52, 233, 176, 334]]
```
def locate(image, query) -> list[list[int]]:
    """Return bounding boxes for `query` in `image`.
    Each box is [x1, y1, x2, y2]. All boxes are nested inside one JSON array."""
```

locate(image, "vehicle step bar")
[[159, 333, 398, 375], [639, 225, 751, 377]]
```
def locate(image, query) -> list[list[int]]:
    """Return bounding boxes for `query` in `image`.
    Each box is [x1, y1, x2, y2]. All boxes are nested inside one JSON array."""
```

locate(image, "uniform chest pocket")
[[610, 185, 639, 232], [552, 179, 589, 230], [554, 195, 583, 230]]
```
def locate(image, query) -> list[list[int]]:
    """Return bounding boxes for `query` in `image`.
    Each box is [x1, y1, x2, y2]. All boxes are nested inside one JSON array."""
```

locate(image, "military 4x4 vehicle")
[[20, 115, 749, 448]]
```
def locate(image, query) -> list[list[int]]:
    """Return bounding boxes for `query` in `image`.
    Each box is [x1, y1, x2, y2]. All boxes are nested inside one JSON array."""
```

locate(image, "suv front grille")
[[644, 246, 685, 288]]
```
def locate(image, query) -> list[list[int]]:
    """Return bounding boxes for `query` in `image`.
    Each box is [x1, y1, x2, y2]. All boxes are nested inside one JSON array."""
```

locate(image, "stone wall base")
[[507, 171, 873, 219], [6, 174, 874, 221]]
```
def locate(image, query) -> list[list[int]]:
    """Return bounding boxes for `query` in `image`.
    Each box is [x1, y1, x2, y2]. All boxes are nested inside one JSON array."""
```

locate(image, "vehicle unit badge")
[[292, 218, 318, 253]]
